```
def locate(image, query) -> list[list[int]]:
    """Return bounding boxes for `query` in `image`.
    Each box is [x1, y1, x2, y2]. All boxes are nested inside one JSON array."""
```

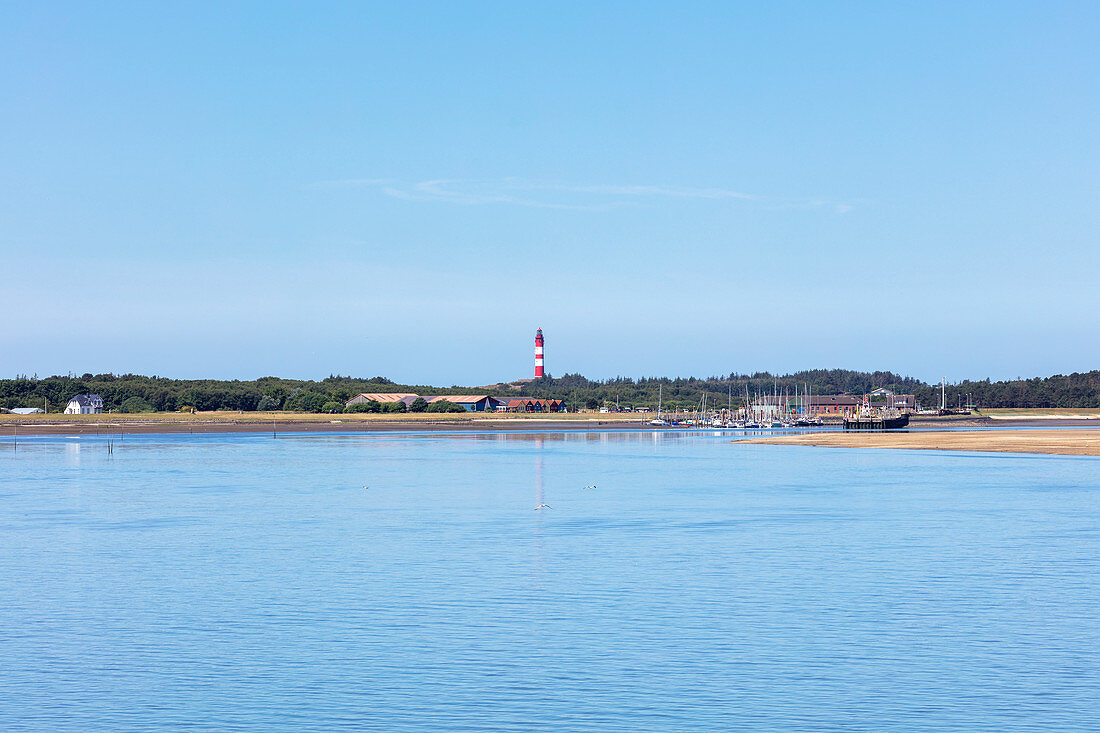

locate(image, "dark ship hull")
[[843, 414, 910, 431]]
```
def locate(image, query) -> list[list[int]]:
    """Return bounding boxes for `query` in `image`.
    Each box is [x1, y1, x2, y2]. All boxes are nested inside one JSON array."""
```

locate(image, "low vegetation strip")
[[0, 411, 648, 436], [738, 429, 1100, 456], [983, 409, 1100, 420]]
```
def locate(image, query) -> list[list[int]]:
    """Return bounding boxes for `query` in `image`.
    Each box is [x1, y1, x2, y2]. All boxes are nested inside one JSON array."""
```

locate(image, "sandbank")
[[739, 429, 1100, 456]]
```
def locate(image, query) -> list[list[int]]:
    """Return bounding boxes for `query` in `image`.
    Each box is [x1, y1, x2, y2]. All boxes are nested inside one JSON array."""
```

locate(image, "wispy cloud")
[[381, 179, 596, 210], [311, 177, 395, 188], [318, 177, 856, 213], [541, 182, 763, 202]]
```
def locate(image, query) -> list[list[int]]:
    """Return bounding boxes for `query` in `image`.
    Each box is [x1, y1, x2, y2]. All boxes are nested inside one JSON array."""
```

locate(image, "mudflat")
[[739, 429, 1100, 456], [0, 412, 646, 436]]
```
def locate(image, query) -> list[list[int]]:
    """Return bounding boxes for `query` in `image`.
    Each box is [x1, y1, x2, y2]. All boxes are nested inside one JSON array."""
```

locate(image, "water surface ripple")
[[1, 430, 1098, 731]]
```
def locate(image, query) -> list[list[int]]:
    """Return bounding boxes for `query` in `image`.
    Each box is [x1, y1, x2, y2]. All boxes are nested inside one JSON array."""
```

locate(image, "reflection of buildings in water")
[[65, 442, 82, 463], [534, 436, 544, 507], [464, 430, 684, 445], [358, 429, 690, 450], [531, 435, 546, 582]]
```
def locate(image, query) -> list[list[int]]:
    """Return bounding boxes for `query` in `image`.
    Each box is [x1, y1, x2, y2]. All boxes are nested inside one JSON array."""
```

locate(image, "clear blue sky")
[[2, 2, 1097, 385]]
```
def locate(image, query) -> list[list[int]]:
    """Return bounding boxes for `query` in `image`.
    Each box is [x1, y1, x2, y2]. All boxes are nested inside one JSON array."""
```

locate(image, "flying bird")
[[583, 485, 596, 489], [535, 503, 552, 511]]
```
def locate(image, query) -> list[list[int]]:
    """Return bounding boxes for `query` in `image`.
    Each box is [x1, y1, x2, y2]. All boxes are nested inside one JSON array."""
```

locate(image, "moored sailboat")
[[649, 384, 669, 426]]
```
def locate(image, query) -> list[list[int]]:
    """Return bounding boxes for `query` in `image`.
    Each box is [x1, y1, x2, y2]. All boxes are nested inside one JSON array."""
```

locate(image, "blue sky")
[[2, 2, 1098, 385]]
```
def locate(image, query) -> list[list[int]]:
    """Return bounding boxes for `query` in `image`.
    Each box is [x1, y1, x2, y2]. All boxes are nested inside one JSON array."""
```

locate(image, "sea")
[[1, 429, 1097, 732]]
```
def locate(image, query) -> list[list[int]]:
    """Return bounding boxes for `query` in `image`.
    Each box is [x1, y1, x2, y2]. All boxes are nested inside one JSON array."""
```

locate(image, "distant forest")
[[3, 369, 1100, 413]]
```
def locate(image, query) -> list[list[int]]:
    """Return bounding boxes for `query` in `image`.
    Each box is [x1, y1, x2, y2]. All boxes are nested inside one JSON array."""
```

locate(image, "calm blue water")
[[1, 429, 1098, 732]]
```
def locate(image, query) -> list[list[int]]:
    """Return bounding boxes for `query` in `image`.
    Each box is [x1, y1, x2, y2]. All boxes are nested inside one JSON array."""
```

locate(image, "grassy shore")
[[739, 429, 1100, 456], [981, 408, 1100, 420], [0, 411, 649, 436], [4, 408, 1098, 441]]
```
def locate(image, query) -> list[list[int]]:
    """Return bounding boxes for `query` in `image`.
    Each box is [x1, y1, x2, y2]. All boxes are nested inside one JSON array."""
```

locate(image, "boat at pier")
[[843, 413, 910, 430], [843, 393, 910, 431]]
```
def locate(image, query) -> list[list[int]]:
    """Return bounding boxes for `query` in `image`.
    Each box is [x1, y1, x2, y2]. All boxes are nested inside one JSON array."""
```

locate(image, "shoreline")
[[737, 428, 1100, 457], [2, 412, 1098, 441], [0, 414, 649, 437]]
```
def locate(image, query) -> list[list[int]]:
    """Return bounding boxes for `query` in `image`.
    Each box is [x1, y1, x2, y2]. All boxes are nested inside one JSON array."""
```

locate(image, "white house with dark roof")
[[64, 394, 104, 414]]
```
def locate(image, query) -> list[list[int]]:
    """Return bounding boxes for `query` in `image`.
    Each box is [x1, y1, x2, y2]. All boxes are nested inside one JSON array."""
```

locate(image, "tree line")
[[0, 374, 419, 413], [2, 369, 1100, 413], [498, 369, 1100, 411]]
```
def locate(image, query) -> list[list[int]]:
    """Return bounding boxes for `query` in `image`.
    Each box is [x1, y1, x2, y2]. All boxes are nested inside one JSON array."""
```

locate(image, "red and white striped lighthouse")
[[534, 328, 545, 378]]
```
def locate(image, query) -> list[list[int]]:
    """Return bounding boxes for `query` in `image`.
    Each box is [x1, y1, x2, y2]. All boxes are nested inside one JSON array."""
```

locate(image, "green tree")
[[321, 401, 343, 414], [409, 397, 428, 412], [120, 396, 155, 413], [257, 395, 281, 411], [298, 393, 328, 412], [426, 400, 465, 413]]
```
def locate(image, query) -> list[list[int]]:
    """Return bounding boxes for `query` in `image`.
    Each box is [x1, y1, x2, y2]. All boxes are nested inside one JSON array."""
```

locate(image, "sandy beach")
[[739, 429, 1100, 456], [983, 409, 1100, 421]]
